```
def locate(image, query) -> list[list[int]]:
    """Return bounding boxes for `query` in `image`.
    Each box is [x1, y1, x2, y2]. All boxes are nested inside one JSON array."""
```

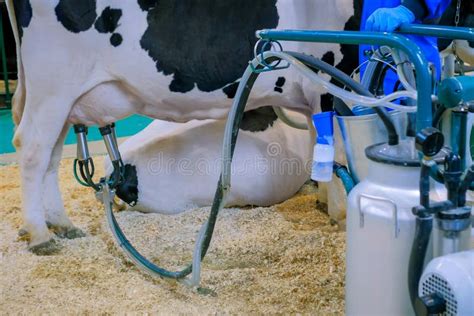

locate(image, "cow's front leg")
[[16, 98, 74, 254], [43, 124, 85, 239]]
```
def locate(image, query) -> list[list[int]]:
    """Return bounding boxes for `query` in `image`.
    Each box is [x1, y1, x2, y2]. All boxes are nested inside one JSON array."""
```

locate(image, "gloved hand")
[[365, 5, 416, 32]]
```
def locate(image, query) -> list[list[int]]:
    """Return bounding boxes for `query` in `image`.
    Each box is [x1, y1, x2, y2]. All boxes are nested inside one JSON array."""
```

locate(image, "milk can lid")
[[365, 138, 448, 167]]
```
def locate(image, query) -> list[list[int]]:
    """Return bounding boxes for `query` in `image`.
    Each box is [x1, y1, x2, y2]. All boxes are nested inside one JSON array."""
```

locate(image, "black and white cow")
[[7, 0, 362, 252], [7, 0, 474, 253]]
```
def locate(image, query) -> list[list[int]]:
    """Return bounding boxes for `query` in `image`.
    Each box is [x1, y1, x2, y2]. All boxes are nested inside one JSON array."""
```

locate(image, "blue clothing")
[[365, 5, 416, 32], [423, 0, 452, 20], [360, 0, 451, 84]]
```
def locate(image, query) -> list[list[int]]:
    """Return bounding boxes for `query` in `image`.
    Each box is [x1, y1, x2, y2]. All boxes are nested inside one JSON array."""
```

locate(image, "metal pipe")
[[451, 108, 469, 168], [397, 24, 474, 41]]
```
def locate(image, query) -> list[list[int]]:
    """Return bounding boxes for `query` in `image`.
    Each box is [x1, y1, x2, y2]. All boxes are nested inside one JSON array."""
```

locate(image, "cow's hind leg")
[[44, 123, 86, 239], [16, 97, 74, 254]]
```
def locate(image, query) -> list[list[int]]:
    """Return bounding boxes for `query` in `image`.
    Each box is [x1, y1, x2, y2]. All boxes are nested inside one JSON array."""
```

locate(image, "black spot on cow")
[[240, 106, 278, 132], [12, 0, 32, 40], [275, 77, 286, 87], [140, 1, 279, 93], [55, 0, 97, 33], [94, 7, 123, 47], [321, 51, 335, 66], [115, 164, 139, 206], [110, 33, 123, 47], [335, 7, 361, 78], [320, 93, 334, 113], [318, 51, 337, 110], [274, 76, 286, 93], [320, 2, 361, 112], [137, 0, 158, 11], [94, 6, 122, 33], [222, 82, 240, 99]]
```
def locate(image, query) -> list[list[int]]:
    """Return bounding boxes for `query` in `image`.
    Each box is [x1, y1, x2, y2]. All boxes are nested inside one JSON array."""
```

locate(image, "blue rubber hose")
[[333, 162, 356, 194]]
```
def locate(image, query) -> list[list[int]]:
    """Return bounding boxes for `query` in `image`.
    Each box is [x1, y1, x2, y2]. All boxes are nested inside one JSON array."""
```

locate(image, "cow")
[[105, 107, 313, 213], [6, 0, 362, 253]]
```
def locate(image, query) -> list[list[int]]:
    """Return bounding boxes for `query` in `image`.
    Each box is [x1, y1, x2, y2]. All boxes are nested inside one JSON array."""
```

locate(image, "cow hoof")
[[50, 225, 86, 239], [63, 227, 86, 239], [18, 227, 29, 237], [17, 227, 32, 242], [28, 239, 61, 256]]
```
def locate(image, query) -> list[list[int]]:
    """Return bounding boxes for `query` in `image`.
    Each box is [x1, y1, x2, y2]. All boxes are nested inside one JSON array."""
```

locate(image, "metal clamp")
[[358, 193, 400, 238], [251, 39, 289, 73]]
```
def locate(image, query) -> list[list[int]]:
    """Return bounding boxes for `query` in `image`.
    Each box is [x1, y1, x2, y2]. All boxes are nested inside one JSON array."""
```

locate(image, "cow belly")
[[107, 116, 312, 214], [68, 82, 142, 126]]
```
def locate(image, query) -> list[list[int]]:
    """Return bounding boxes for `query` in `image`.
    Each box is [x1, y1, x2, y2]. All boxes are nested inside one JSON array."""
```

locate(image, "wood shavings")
[[0, 158, 345, 314]]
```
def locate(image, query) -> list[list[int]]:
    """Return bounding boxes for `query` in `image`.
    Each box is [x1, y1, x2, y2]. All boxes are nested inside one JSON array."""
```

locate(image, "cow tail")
[[6, 0, 26, 147]]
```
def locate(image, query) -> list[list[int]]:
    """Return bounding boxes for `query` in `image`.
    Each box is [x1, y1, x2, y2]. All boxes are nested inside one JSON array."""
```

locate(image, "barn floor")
[[0, 157, 345, 314]]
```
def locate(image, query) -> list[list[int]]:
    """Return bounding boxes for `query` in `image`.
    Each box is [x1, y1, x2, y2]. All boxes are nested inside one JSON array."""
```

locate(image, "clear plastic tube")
[[266, 52, 419, 112], [392, 49, 417, 93]]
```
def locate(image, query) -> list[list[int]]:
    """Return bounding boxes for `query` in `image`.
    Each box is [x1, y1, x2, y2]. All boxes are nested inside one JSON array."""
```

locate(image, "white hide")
[[7, 0, 354, 247], [451, 40, 474, 65], [107, 114, 313, 214]]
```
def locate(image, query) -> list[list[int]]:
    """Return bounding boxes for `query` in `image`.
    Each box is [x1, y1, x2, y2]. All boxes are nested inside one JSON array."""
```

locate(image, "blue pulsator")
[[313, 111, 334, 145]]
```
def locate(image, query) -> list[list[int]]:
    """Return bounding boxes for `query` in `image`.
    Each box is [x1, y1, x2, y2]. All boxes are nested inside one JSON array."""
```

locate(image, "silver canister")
[[336, 111, 407, 183]]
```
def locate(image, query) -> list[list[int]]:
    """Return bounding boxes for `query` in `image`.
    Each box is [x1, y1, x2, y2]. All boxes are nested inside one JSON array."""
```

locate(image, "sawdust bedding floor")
[[0, 157, 345, 314]]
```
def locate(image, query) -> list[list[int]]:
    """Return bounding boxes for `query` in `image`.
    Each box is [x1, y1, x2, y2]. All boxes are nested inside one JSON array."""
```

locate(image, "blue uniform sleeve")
[[401, 0, 427, 20], [423, 0, 451, 20], [402, 0, 451, 21]]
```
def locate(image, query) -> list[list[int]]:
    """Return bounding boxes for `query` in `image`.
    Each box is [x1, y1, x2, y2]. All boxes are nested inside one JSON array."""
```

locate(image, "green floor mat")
[[0, 110, 152, 154]]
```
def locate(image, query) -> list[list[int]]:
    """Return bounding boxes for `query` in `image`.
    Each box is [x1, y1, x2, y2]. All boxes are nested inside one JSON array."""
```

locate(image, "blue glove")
[[365, 5, 416, 32]]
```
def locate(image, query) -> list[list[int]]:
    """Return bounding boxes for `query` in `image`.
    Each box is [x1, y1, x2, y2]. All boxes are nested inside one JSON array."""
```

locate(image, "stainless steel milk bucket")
[[336, 111, 407, 183]]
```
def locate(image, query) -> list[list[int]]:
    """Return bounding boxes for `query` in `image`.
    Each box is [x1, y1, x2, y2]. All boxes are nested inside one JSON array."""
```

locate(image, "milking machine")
[[255, 25, 473, 316], [70, 22, 473, 314]]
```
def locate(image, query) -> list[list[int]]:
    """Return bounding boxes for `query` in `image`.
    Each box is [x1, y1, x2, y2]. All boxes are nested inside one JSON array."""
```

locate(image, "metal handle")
[[357, 193, 400, 238]]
